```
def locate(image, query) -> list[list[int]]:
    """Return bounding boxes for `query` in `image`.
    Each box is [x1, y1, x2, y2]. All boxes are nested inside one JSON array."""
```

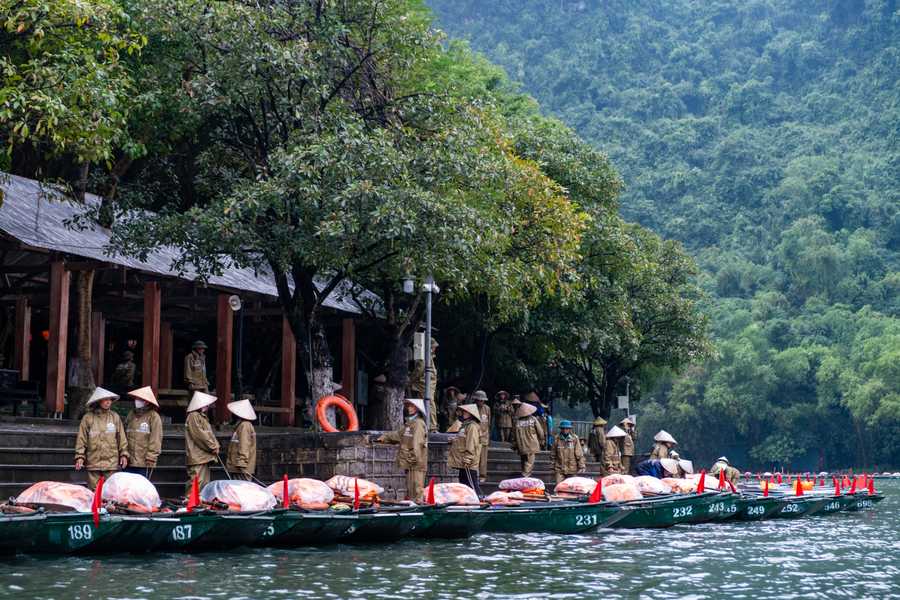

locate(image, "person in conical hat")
[[124, 386, 163, 479], [602, 426, 626, 475], [184, 341, 209, 392], [678, 459, 694, 476], [74, 387, 129, 490], [650, 430, 677, 460], [618, 417, 636, 474], [471, 391, 491, 482], [495, 390, 513, 443], [376, 398, 428, 502], [511, 400, 544, 478], [588, 416, 607, 463], [708, 456, 741, 487], [226, 399, 257, 481], [448, 403, 483, 497], [184, 391, 220, 494], [634, 456, 680, 479]]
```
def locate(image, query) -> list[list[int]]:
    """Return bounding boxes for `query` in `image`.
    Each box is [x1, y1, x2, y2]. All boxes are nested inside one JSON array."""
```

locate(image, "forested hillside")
[[429, 0, 900, 469]]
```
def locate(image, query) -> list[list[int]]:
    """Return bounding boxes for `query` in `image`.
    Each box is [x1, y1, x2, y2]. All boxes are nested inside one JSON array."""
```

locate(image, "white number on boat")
[[67, 524, 93, 541], [857, 500, 873, 508], [747, 505, 765, 516], [264, 525, 276, 537], [782, 504, 801, 513], [575, 514, 598, 526], [824, 502, 840, 511], [172, 524, 193, 541], [673, 506, 693, 518]]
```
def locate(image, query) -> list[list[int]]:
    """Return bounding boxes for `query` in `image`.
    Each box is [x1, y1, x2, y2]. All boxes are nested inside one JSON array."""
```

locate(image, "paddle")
[[214, 454, 232, 480]]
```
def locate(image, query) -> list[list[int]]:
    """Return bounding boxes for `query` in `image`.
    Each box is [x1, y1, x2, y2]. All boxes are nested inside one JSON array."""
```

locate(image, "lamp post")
[[228, 295, 243, 400], [422, 275, 440, 428]]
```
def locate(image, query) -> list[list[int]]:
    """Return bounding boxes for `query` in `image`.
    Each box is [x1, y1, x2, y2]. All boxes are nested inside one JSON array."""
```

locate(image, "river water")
[[2, 481, 898, 599]]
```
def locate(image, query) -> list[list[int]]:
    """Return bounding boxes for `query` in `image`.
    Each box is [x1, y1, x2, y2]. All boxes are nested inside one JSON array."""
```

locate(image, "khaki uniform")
[[496, 400, 513, 442], [621, 432, 635, 473], [226, 420, 257, 478], [477, 404, 491, 479], [709, 461, 741, 486], [588, 422, 607, 462], [185, 411, 219, 493], [379, 416, 428, 502], [512, 416, 544, 477], [649, 442, 670, 460], [602, 438, 623, 475], [184, 351, 209, 391], [75, 409, 128, 490], [448, 420, 481, 471], [442, 393, 458, 433], [409, 353, 438, 432], [552, 433, 586, 483], [125, 409, 163, 468]]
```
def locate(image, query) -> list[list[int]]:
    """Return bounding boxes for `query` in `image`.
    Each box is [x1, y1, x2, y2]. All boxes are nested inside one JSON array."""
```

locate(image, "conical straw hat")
[[227, 399, 257, 421], [87, 387, 119, 406], [653, 430, 677, 444], [606, 425, 626, 438], [516, 403, 537, 418], [127, 386, 159, 407], [187, 391, 217, 412], [458, 403, 482, 422], [660, 458, 679, 475], [404, 398, 426, 416], [678, 459, 694, 474]]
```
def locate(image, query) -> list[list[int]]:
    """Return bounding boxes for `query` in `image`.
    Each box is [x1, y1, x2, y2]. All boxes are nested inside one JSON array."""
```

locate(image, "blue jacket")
[[635, 459, 665, 479]]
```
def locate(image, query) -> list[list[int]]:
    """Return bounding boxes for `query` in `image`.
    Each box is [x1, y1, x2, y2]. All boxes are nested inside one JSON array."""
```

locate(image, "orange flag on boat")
[[867, 478, 875, 496], [589, 479, 603, 504], [92, 475, 105, 527], [794, 478, 804, 496], [353, 478, 360, 510], [849, 478, 857, 494], [187, 475, 200, 512], [718, 469, 726, 490], [763, 479, 769, 497], [426, 477, 436, 505], [282, 474, 290, 509], [697, 470, 706, 494]]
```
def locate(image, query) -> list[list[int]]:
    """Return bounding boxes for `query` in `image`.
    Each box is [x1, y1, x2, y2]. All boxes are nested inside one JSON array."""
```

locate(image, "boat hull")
[[611, 492, 726, 529], [843, 494, 884, 512], [27, 513, 177, 555], [339, 511, 425, 543], [160, 512, 274, 551], [415, 507, 491, 539], [0, 514, 46, 555], [733, 496, 784, 521], [256, 510, 355, 546], [771, 496, 830, 519], [482, 501, 623, 534]]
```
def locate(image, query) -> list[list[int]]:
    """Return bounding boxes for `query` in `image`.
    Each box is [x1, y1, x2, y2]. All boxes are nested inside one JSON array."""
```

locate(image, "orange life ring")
[[316, 395, 359, 432]]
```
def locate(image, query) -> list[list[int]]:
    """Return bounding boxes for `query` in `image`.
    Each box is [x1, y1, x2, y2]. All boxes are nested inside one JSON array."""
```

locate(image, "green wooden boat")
[[843, 493, 885, 512], [611, 492, 726, 529], [28, 512, 178, 554], [414, 506, 492, 539], [814, 495, 854, 515], [732, 496, 784, 521], [160, 511, 274, 551], [255, 509, 355, 547], [0, 513, 46, 555], [771, 496, 830, 519], [481, 501, 625, 534], [338, 510, 426, 543]]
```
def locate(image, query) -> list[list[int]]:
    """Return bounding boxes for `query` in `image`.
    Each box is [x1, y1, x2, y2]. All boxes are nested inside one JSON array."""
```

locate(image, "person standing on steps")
[[409, 338, 439, 432], [184, 340, 210, 393], [74, 387, 129, 490], [511, 402, 544, 478], [552, 420, 586, 483], [603, 426, 626, 475], [376, 398, 428, 503], [124, 386, 163, 479], [472, 390, 491, 482], [184, 391, 219, 493], [226, 399, 258, 481], [447, 403, 483, 497], [495, 391, 513, 442], [619, 416, 636, 473], [588, 416, 607, 463]]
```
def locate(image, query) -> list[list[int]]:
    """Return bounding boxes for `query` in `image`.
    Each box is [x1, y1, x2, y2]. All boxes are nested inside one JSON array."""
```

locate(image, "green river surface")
[[2, 480, 898, 599]]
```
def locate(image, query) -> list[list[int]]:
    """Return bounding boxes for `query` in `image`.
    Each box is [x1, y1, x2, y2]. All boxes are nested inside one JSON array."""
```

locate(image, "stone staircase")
[[480, 443, 604, 494]]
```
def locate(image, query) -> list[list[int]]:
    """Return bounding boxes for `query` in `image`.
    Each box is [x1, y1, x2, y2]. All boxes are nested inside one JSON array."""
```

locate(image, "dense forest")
[[428, 0, 900, 469]]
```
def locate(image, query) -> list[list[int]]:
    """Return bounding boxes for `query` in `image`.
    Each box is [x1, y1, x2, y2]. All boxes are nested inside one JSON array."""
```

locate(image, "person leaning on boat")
[[512, 402, 544, 478], [635, 457, 679, 479], [650, 430, 677, 459], [472, 390, 491, 482], [184, 391, 220, 493], [375, 398, 428, 503], [226, 399, 258, 481], [602, 426, 626, 475], [448, 403, 483, 496], [588, 416, 607, 463], [74, 387, 129, 490], [124, 386, 163, 479], [708, 456, 741, 486], [619, 416, 636, 473], [552, 420, 586, 483]]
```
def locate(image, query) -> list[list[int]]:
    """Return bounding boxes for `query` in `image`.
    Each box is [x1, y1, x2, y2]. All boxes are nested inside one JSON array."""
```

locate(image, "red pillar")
[[14, 296, 31, 381], [215, 294, 233, 423], [46, 261, 70, 415], [142, 282, 161, 392], [159, 321, 173, 389], [281, 317, 296, 426], [341, 318, 356, 404], [90, 311, 105, 385]]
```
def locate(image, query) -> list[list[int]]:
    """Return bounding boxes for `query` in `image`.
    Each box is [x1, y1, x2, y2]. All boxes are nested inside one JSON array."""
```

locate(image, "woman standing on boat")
[[603, 426, 626, 475], [124, 386, 163, 479], [448, 403, 483, 496], [650, 430, 677, 459], [226, 399, 257, 481], [74, 387, 129, 490], [184, 391, 219, 493], [512, 402, 544, 478], [376, 398, 428, 503]]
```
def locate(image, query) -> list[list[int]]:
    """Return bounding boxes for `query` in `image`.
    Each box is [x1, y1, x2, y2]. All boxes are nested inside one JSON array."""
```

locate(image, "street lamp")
[[228, 294, 243, 400]]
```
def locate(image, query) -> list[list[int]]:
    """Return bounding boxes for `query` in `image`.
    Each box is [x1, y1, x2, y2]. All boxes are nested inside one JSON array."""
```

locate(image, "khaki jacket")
[[380, 416, 427, 470], [588, 426, 606, 459], [75, 409, 128, 470], [184, 351, 209, 390], [496, 401, 513, 428], [185, 411, 219, 466], [602, 438, 622, 474], [478, 405, 491, 443], [125, 409, 163, 467], [226, 420, 257, 475], [513, 416, 544, 455], [649, 442, 669, 460], [408, 354, 436, 399], [552, 433, 585, 475], [448, 420, 481, 470], [621, 431, 635, 457], [709, 461, 740, 485]]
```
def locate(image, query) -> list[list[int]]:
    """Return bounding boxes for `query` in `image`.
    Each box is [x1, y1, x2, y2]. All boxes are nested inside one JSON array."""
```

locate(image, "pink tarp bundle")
[[324, 476, 384, 499], [498, 477, 545, 492], [602, 483, 643, 502], [101, 472, 161, 511], [633, 476, 672, 495], [485, 491, 525, 506], [601, 474, 636, 486], [661, 478, 697, 493], [554, 477, 597, 496], [267, 478, 334, 508], [16, 481, 94, 512], [427, 483, 480, 505], [200, 480, 276, 511]]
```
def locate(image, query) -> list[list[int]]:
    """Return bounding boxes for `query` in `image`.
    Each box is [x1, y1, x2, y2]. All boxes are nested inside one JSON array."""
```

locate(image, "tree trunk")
[[68, 270, 95, 416], [305, 317, 333, 405]]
